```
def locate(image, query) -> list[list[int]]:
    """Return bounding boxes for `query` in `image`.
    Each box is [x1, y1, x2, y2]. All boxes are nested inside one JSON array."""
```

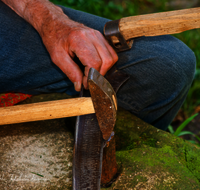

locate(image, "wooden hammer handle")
[[0, 97, 95, 125], [116, 7, 200, 42]]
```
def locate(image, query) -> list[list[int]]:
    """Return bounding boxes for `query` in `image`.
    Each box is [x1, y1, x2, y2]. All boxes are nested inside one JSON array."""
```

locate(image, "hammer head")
[[88, 68, 117, 141]]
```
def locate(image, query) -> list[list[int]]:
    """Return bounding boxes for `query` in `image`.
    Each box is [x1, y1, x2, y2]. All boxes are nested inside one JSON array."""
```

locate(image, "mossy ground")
[[102, 108, 200, 189], [1, 93, 200, 189]]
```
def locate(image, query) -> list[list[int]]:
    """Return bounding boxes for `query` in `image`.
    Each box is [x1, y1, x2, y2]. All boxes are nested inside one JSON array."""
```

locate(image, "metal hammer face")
[[88, 68, 117, 141]]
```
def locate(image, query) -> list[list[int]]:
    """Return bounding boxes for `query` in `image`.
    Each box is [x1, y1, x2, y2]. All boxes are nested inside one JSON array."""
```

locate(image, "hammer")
[[0, 68, 117, 141], [1, 7, 199, 130]]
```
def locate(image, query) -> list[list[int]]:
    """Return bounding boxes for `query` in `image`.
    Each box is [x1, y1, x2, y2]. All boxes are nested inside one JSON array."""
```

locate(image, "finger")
[[91, 31, 118, 76], [70, 33, 102, 72], [96, 31, 118, 61], [72, 40, 102, 89], [52, 53, 83, 92], [83, 75, 88, 90], [82, 65, 92, 89], [76, 31, 117, 89], [101, 35, 118, 64], [84, 66, 90, 78]]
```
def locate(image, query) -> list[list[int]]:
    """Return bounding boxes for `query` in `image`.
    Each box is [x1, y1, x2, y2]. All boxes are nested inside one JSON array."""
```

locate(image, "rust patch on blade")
[[89, 80, 116, 141]]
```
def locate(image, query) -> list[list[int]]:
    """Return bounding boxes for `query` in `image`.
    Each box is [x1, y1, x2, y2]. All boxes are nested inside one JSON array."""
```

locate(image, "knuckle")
[[68, 31, 78, 43], [95, 58, 102, 65], [68, 30, 77, 38], [94, 30, 102, 37], [89, 29, 100, 38], [75, 29, 87, 39], [69, 30, 85, 41], [92, 60, 102, 70], [79, 30, 87, 37], [104, 57, 114, 66], [88, 28, 95, 33]]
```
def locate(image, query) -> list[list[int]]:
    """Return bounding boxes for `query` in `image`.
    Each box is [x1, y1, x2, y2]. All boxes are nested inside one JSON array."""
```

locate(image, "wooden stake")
[[0, 97, 95, 125]]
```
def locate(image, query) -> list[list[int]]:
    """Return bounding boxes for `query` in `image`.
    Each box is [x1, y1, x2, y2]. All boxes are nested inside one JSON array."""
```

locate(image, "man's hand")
[[2, 0, 118, 92], [39, 13, 118, 91]]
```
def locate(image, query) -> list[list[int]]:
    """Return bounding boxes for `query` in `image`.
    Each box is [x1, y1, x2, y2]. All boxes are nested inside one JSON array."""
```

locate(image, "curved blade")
[[73, 89, 105, 190], [73, 67, 129, 190], [88, 68, 117, 141]]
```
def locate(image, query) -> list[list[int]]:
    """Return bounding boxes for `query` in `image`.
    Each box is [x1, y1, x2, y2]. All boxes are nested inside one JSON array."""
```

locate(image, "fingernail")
[[74, 82, 81, 92]]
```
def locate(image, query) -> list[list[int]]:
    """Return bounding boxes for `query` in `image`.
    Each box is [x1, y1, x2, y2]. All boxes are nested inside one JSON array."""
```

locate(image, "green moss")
[[110, 108, 200, 189], [115, 146, 200, 189], [185, 143, 200, 181]]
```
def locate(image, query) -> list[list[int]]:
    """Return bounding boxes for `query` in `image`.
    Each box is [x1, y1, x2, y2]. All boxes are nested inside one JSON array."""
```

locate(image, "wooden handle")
[[116, 7, 200, 42], [0, 97, 95, 125]]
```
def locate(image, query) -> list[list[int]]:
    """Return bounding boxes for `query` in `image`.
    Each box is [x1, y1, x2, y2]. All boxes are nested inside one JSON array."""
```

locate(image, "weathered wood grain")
[[117, 7, 200, 41]]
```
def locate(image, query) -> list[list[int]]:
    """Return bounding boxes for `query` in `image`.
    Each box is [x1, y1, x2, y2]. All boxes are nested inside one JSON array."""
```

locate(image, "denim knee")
[[116, 35, 196, 128], [156, 36, 196, 97]]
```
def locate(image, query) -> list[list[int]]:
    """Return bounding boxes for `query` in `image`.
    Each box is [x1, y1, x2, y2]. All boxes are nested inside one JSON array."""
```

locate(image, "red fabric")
[[0, 93, 32, 107]]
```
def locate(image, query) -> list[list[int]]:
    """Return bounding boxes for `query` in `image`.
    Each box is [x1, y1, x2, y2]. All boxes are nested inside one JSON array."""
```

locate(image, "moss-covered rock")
[[102, 108, 200, 189], [1, 94, 200, 189]]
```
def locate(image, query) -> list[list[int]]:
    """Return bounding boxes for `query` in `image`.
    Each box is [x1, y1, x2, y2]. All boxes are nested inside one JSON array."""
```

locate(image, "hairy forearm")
[[1, 0, 70, 35], [1, 0, 28, 17]]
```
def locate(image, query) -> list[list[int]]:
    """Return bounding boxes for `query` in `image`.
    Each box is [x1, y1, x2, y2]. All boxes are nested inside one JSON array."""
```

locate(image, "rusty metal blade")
[[73, 89, 105, 190], [88, 68, 117, 141], [73, 67, 129, 190]]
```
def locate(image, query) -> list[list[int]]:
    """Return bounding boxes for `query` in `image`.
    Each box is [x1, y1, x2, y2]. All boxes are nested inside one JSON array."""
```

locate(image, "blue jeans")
[[0, 2, 196, 130]]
